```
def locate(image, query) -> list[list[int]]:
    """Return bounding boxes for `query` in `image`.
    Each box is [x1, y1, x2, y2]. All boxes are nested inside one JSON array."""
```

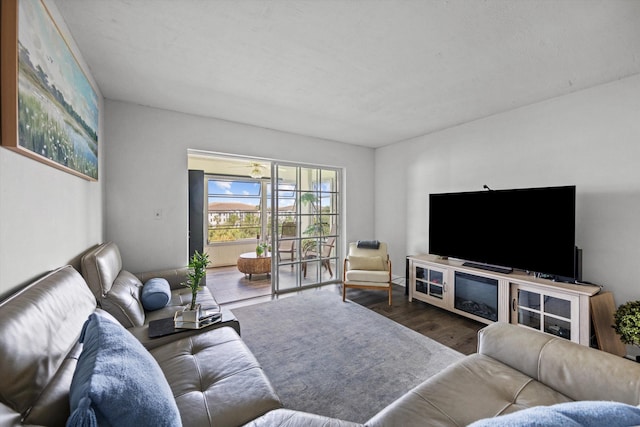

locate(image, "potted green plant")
[[182, 250, 210, 321], [256, 241, 267, 257], [613, 300, 640, 361]]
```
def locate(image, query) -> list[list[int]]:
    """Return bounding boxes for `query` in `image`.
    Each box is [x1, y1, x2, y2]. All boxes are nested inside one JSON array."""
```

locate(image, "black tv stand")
[[462, 261, 513, 274]]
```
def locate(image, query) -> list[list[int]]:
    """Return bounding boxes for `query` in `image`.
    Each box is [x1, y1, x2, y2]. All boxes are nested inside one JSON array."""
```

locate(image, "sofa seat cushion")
[[345, 270, 389, 284], [151, 326, 281, 427], [245, 408, 363, 427], [365, 353, 572, 427], [68, 313, 181, 427]]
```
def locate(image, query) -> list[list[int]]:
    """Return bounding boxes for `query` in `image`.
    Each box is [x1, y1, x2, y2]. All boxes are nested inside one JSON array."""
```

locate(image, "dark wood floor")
[[215, 269, 486, 355], [341, 284, 485, 355], [207, 264, 338, 304]]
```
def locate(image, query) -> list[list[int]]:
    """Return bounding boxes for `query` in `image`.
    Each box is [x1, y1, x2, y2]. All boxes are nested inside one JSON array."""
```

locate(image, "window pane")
[[208, 180, 261, 196], [207, 178, 262, 243], [429, 270, 443, 284], [519, 309, 541, 330], [544, 296, 571, 319], [320, 169, 337, 193], [276, 165, 297, 186], [275, 182, 296, 198], [299, 168, 317, 192], [544, 317, 571, 340], [429, 284, 443, 299], [518, 290, 540, 311]]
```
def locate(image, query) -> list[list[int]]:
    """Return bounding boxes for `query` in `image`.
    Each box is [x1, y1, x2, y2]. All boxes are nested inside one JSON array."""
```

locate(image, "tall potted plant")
[[182, 250, 210, 320], [300, 192, 328, 252], [614, 300, 640, 361]]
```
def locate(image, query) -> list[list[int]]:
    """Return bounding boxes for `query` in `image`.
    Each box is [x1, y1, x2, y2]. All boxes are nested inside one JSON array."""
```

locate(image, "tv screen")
[[429, 185, 576, 278]]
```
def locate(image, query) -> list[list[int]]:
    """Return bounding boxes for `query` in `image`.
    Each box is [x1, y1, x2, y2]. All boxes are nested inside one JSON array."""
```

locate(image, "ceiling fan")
[[247, 162, 268, 179], [218, 158, 270, 178]]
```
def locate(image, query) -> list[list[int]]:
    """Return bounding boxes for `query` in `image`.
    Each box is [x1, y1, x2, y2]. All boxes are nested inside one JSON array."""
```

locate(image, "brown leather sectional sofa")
[[1, 243, 639, 426]]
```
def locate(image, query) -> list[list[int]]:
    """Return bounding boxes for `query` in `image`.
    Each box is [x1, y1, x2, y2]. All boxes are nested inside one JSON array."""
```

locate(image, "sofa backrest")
[[478, 322, 640, 405], [80, 242, 122, 298], [81, 242, 145, 328], [0, 266, 97, 426]]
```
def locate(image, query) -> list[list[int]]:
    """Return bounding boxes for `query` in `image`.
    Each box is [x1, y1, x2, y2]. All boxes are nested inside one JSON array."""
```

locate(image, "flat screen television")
[[429, 185, 576, 278]]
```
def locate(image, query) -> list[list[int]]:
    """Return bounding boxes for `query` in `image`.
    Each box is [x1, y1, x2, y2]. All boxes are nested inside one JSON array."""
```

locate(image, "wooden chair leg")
[[342, 284, 347, 301], [388, 286, 392, 306]]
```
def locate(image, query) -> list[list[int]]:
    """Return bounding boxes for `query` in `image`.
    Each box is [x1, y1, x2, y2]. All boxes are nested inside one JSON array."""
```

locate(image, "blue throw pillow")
[[67, 313, 182, 427], [469, 401, 640, 427], [141, 278, 171, 311]]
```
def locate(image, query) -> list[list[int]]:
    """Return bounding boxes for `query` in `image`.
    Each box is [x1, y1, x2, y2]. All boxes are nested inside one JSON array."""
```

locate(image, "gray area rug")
[[232, 290, 464, 423]]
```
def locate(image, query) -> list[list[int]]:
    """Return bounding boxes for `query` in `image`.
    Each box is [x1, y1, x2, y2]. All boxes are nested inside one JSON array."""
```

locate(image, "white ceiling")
[[53, 0, 640, 148]]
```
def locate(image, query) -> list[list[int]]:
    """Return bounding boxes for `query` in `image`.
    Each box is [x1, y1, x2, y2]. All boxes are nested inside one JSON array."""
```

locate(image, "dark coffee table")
[[148, 307, 240, 338]]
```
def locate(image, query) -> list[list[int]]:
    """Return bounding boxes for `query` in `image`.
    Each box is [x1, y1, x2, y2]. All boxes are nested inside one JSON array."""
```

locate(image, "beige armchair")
[[343, 241, 392, 305]]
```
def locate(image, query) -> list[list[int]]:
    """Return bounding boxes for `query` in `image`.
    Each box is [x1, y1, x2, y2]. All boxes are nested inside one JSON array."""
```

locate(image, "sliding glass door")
[[271, 163, 341, 293]]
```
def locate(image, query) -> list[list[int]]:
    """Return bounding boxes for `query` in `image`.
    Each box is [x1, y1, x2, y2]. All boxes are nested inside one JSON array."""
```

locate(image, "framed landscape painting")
[[1, 0, 99, 181]]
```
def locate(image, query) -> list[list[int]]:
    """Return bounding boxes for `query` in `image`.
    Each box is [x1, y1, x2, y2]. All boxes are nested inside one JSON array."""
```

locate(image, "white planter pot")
[[181, 303, 201, 322]]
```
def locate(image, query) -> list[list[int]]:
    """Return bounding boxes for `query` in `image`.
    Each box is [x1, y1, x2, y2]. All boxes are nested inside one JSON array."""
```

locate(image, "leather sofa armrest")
[[478, 322, 640, 404], [477, 322, 555, 380], [537, 337, 640, 404], [246, 409, 363, 427], [135, 267, 191, 290]]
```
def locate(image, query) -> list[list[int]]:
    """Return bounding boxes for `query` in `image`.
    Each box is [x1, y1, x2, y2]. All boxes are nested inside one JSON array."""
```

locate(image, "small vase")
[[181, 304, 201, 322]]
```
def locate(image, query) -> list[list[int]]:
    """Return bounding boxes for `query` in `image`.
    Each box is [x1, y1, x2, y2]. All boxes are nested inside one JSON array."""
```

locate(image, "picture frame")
[[1, 0, 99, 181]]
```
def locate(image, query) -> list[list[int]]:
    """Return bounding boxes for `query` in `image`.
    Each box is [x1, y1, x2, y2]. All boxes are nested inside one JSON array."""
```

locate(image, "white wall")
[[0, 0, 104, 298], [104, 100, 375, 273], [376, 74, 640, 306]]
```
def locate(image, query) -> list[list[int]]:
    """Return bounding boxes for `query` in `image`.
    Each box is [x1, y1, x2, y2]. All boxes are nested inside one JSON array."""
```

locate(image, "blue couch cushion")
[[67, 313, 181, 427], [469, 401, 640, 427], [141, 278, 171, 311]]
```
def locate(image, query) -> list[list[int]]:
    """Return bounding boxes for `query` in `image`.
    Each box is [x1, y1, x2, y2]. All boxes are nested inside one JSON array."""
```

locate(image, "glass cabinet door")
[[516, 289, 541, 330], [414, 265, 445, 300], [511, 283, 576, 342], [542, 295, 572, 340]]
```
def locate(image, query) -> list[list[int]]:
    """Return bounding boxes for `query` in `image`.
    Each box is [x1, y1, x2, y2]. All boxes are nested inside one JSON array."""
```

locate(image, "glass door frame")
[[270, 162, 342, 294]]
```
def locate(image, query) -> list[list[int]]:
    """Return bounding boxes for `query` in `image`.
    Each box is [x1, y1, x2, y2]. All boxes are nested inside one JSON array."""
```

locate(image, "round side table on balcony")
[[237, 252, 271, 280]]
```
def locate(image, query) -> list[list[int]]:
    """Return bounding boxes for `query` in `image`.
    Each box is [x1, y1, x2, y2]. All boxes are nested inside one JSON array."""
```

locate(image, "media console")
[[408, 254, 601, 346]]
